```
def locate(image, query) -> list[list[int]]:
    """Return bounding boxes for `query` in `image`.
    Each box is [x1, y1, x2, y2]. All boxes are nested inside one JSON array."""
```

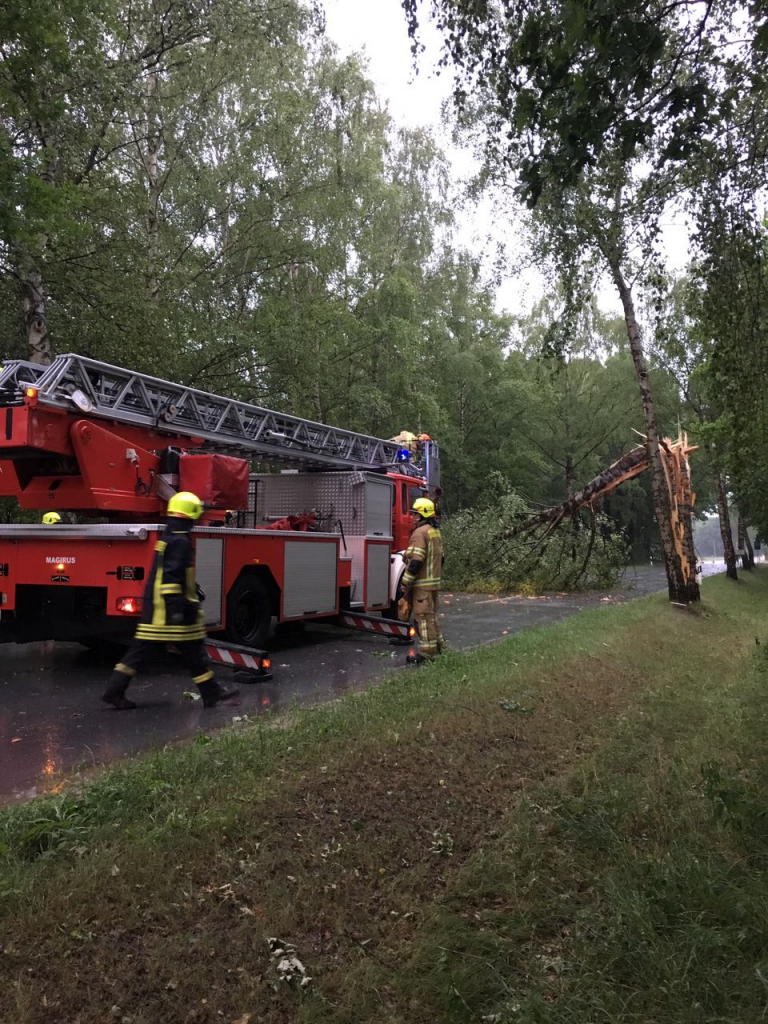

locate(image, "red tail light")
[[116, 596, 142, 614], [262, 657, 272, 669]]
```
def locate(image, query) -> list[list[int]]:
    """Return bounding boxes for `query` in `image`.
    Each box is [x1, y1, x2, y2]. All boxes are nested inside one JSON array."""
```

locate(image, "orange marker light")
[[55, 562, 66, 572], [409, 626, 416, 637], [262, 657, 272, 669], [25, 386, 38, 400]]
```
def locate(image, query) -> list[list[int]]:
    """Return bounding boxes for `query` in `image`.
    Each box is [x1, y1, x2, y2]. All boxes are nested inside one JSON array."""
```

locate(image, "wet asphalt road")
[[0, 562, 725, 803]]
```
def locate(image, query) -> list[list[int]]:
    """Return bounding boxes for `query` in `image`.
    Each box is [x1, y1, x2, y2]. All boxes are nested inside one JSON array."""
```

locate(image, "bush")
[[441, 490, 628, 592]]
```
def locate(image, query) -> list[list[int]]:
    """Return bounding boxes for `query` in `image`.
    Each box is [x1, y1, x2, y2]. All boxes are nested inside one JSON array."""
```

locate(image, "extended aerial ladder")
[[0, 354, 436, 653], [0, 353, 439, 488]]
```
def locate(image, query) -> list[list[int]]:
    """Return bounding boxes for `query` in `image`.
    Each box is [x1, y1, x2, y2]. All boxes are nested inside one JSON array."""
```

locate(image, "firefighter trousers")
[[108, 639, 214, 692], [412, 587, 444, 658]]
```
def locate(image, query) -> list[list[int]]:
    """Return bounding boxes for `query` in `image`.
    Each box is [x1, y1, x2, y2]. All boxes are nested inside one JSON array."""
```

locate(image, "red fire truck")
[[0, 354, 439, 651]]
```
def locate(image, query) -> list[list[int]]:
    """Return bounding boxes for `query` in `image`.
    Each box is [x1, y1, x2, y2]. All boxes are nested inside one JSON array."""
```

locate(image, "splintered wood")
[[502, 432, 699, 584]]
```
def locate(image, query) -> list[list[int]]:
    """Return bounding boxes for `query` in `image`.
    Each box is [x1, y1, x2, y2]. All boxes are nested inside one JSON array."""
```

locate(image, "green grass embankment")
[[3, 572, 768, 1023]]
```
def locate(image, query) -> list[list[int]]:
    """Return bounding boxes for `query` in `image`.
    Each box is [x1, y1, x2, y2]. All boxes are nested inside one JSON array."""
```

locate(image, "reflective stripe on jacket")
[[134, 525, 205, 642], [402, 522, 442, 591]]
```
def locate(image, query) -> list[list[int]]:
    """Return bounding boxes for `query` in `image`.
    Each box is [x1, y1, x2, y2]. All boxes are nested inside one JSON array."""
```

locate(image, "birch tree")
[[401, 0, 754, 601]]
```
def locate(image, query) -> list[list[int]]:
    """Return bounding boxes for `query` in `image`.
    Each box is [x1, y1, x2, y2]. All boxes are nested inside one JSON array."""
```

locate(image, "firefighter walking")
[[102, 492, 238, 710], [399, 497, 444, 664]]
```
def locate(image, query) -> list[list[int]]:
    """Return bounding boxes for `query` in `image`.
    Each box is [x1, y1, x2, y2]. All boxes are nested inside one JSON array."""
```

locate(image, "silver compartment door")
[[283, 540, 338, 618], [346, 535, 365, 604], [364, 477, 394, 538], [365, 541, 391, 609], [196, 537, 224, 627]]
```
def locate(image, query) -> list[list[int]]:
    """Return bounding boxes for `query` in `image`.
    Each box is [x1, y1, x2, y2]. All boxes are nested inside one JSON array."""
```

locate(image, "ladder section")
[[0, 353, 426, 476], [0, 359, 48, 396]]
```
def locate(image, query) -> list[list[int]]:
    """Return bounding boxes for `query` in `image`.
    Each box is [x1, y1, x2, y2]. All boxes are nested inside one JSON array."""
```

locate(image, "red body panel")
[[388, 474, 429, 552], [0, 531, 160, 613], [0, 529, 348, 627], [339, 558, 352, 590], [0, 402, 202, 514], [210, 530, 341, 622]]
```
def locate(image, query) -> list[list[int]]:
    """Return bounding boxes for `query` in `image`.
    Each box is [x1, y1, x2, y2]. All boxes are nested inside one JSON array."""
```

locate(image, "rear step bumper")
[[336, 611, 413, 640], [205, 638, 272, 680]]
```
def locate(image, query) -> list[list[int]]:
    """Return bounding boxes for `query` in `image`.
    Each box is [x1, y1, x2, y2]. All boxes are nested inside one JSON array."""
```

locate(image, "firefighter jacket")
[[134, 521, 206, 642], [401, 521, 443, 592]]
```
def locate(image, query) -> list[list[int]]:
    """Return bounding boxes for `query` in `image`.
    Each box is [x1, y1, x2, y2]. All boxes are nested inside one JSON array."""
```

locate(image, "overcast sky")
[[322, 0, 690, 319], [323, 0, 450, 130], [322, 0, 540, 316]]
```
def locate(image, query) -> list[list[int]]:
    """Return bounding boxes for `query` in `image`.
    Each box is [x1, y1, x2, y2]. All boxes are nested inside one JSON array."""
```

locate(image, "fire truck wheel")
[[226, 576, 273, 648]]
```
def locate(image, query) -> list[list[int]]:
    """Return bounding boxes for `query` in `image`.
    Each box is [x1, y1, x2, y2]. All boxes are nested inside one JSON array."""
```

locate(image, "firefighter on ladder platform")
[[399, 497, 444, 665], [102, 492, 240, 710]]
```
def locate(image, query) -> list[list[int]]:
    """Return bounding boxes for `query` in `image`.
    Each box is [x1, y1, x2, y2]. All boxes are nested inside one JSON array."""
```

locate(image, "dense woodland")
[[2, 0, 768, 594]]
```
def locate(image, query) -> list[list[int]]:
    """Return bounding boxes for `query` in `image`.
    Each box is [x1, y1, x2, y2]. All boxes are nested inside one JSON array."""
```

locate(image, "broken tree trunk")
[[502, 433, 700, 599], [501, 444, 649, 543], [672, 436, 699, 591], [610, 263, 699, 603]]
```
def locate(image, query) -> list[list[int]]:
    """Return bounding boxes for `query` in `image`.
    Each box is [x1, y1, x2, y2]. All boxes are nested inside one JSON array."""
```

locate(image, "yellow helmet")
[[167, 491, 204, 520], [411, 497, 436, 519], [42, 512, 62, 525]]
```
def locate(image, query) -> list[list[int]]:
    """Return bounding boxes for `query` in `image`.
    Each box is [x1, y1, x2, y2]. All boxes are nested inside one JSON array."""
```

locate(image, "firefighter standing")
[[102, 491, 239, 710], [399, 497, 444, 664]]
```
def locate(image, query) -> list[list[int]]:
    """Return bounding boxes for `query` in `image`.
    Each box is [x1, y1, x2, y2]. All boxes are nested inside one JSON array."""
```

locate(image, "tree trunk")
[[738, 514, 754, 570], [502, 443, 650, 541], [21, 264, 52, 365], [145, 72, 161, 303], [565, 451, 579, 562], [610, 263, 699, 602], [744, 527, 755, 569], [713, 468, 738, 579]]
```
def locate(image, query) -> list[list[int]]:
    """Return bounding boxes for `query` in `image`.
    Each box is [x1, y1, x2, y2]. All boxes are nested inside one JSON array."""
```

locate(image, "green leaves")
[[405, 0, 742, 203]]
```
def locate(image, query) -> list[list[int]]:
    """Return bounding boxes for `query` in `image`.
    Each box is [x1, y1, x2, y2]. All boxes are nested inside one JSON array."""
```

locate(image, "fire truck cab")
[[0, 355, 439, 649]]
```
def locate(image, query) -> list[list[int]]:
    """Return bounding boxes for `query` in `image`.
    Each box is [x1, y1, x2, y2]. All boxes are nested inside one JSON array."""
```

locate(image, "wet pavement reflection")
[[0, 562, 725, 803]]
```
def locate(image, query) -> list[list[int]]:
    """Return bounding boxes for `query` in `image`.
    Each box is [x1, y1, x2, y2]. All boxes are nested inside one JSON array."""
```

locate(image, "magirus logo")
[[46, 556, 76, 564]]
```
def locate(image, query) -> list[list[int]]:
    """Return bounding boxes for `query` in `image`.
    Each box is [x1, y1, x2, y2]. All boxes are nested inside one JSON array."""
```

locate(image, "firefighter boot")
[[102, 673, 137, 710], [197, 679, 240, 708], [405, 653, 427, 666]]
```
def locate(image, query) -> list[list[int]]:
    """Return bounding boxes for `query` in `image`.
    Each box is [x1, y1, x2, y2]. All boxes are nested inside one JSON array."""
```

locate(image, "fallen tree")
[[502, 433, 700, 602]]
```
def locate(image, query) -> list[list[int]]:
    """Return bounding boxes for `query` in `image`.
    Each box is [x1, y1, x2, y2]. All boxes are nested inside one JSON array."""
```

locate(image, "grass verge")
[[2, 571, 768, 1022]]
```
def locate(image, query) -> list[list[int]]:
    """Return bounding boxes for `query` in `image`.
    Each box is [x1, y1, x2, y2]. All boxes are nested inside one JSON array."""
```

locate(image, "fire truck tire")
[[225, 576, 273, 648]]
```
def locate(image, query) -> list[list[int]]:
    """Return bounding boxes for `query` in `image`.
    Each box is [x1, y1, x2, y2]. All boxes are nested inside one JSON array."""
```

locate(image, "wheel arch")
[[227, 565, 281, 618]]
